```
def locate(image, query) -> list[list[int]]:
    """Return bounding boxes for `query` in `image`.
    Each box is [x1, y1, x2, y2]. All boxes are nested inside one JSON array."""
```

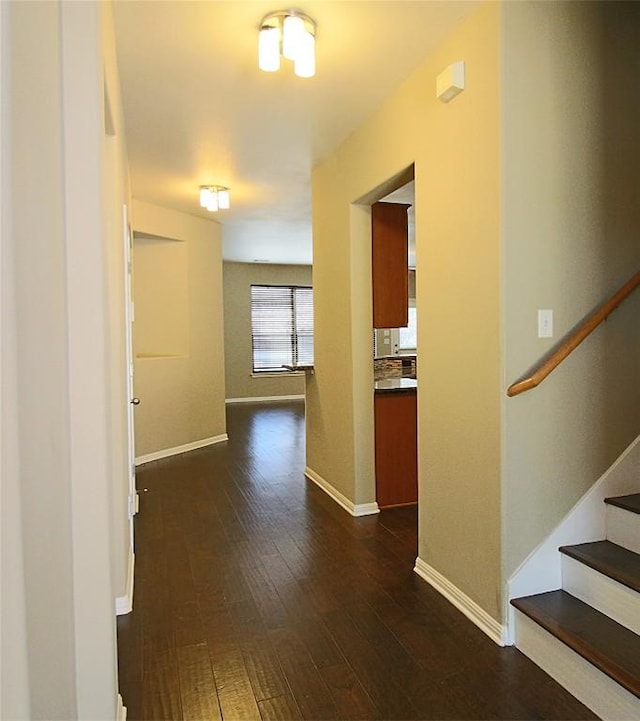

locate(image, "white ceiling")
[[113, 1, 477, 265]]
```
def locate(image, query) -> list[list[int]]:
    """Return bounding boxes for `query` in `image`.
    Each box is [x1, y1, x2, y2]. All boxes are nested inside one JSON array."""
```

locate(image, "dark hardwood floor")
[[117, 400, 597, 720]]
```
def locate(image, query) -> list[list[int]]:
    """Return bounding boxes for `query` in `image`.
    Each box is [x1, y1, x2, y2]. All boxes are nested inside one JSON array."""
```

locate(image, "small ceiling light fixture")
[[258, 9, 316, 78], [199, 185, 230, 212]]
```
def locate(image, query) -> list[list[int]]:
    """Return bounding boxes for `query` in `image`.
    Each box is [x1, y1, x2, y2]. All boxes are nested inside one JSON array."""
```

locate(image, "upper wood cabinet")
[[371, 202, 410, 328]]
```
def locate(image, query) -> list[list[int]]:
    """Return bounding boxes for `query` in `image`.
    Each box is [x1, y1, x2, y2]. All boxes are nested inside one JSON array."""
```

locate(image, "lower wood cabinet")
[[374, 390, 417, 508]]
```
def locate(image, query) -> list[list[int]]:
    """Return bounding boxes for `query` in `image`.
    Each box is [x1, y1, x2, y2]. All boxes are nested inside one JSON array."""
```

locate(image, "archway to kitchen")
[[353, 163, 419, 555]]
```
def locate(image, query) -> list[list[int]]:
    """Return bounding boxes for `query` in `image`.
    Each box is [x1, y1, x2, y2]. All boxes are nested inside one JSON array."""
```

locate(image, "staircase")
[[511, 494, 640, 721]]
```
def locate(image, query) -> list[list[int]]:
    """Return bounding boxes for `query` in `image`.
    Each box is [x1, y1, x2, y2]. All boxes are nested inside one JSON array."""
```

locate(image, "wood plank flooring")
[[117, 400, 597, 720]]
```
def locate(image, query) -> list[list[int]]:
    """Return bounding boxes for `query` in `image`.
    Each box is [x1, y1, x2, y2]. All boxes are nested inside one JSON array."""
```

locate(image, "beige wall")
[[502, 1, 640, 579], [223, 262, 311, 400], [2, 1, 123, 717], [310, 0, 639, 628], [132, 200, 226, 458], [2, 4, 31, 716], [417, 5, 501, 620], [309, 3, 502, 617]]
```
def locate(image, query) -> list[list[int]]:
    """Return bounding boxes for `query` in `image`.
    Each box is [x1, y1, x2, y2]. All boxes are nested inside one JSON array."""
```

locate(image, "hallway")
[[117, 400, 595, 720]]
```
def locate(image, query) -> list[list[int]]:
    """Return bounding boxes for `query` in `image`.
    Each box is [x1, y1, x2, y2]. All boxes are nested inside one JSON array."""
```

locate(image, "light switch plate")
[[538, 309, 553, 338]]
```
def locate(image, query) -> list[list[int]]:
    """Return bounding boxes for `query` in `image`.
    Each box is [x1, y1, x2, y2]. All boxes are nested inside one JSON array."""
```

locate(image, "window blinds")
[[250, 285, 314, 372]]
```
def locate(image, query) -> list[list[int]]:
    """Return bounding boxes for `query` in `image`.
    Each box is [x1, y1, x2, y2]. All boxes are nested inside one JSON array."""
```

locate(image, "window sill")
[[251, 372, 305, 378]]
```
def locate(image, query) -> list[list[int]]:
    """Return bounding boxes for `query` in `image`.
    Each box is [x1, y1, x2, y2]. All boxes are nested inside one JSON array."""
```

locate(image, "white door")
[[124, 204, 138, 548]]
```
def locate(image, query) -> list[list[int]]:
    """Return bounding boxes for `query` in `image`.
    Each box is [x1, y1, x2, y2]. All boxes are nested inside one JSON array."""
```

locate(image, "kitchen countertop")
[[373, 354, 417, 361], [281, 364, 314, 373], [374, 377, 417, 393]]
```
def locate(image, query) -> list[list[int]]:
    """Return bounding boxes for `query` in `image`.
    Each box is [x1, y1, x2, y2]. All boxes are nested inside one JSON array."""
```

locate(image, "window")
[[398, 304, 417, 350], [250, 285, 313, 372]]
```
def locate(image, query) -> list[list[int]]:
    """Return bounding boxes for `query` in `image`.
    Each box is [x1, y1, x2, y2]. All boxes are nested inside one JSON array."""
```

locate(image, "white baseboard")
[[115, 549, 134, 616], [117, 693, 127, 721], [135, 434, 228, 465], [353, 502, 380, 516], [225, 395, 304, 404], [304, 467, 379, 517], [414, 556, 507, 646]]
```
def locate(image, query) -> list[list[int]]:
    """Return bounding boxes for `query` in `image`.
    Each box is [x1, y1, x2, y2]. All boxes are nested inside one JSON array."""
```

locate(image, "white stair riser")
[[606, 506, 640, 554], [514, 610, 640, 721], [561, 555, 640, 636]]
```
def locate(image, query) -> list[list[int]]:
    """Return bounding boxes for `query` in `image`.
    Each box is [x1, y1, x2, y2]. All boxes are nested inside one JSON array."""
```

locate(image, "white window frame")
[[250, 284, 313, 373]]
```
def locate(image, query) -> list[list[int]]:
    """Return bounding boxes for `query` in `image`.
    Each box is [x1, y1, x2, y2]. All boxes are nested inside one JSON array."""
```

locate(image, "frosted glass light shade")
[[294, 30, 315, 78], [199, 187, 212, 208], [258, 11, 316, 78], [258, 26, 280, 72], [282, 15, 304, 60], [205, 193, 218, 212], [217, 188, 230, 209], [199, 186, 229, 212]]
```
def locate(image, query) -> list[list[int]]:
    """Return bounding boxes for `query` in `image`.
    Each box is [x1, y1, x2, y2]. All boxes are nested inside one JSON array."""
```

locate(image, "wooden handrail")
[[507, 270, 640, 397]]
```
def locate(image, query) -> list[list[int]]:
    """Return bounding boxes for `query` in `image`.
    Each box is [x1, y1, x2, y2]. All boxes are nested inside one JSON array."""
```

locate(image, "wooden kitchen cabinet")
[[374, 390, 417, 508], [372, 202, 410, 329]]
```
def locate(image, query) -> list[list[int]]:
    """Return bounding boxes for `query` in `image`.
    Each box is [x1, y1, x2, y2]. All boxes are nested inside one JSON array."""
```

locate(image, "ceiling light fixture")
[[258, 10, 316, 78], [199, 185, 230, 212]]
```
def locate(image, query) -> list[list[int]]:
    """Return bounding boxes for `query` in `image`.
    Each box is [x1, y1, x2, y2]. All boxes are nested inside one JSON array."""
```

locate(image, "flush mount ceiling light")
[[199, 185, 230, 212], [258, 10, 316, 78]]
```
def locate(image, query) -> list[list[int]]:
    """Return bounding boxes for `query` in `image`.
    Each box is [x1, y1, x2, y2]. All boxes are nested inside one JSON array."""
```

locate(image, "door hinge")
[[128, 492, 139, 519]]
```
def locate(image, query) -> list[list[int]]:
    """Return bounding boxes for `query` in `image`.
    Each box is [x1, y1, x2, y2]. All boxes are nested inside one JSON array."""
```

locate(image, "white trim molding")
[[414, 557, 507, 646], [115, 549, 135, 616], [135, 434, 228, 466], [117, 693, 127, 721], [250, 372, 305, 378], [226, 394, 304, 404], [304, 467, 379, 517]]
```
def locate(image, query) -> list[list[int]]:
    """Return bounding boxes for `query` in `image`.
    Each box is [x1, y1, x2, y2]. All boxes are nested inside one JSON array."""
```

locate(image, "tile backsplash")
[[374, 355, 416, 381]]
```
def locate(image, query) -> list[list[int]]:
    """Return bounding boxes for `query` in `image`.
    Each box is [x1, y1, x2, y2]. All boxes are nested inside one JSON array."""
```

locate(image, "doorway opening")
[[358, 165, 418, 554]]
